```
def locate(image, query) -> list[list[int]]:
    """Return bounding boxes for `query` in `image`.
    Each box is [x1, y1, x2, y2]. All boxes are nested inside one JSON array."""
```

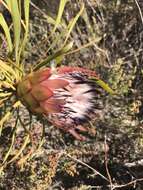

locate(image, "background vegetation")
[[0, 0, 143, 189]]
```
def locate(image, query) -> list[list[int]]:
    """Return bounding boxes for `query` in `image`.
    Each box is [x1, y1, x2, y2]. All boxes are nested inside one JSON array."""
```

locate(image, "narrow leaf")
[[0, 60, 18, 81], [33, 42, 73, 70], [8, 134, 30, 164], [3, 0, 11, 11], [0, 101, 21, 135], [90, 77, 115, 95], [2, 124, 17, 164], [19, 0, 30, 57], [52, 0, 68, 34], [10, 0, 21, 64], [64, 3, 84, 45], [0, 13, 13, 52]]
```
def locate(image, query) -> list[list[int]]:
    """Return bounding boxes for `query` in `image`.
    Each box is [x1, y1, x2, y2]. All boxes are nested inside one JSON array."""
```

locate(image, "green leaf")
[[0, 112, 11, 135], [63, 3, 84, 46], [2, 126, 17, 164], [0, 13, 13, 52], [46, 15, 56, 25], [8, 134, 30, 164], [33, 42, 73, 70], [10, 0, 21, 65], [0, 60, 20, 82], [90, 77, 115, 95], [0, 101, 21, 135], [0, 92, 12, 97], [19, 0, 30, 56], [24, 0, 30, 29], [52, 0, 68, 34], [4, 0, 11, 11]]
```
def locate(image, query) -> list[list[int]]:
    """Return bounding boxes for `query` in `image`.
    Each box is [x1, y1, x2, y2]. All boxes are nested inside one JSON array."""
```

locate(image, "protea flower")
[[17, 66, 110, 140]]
